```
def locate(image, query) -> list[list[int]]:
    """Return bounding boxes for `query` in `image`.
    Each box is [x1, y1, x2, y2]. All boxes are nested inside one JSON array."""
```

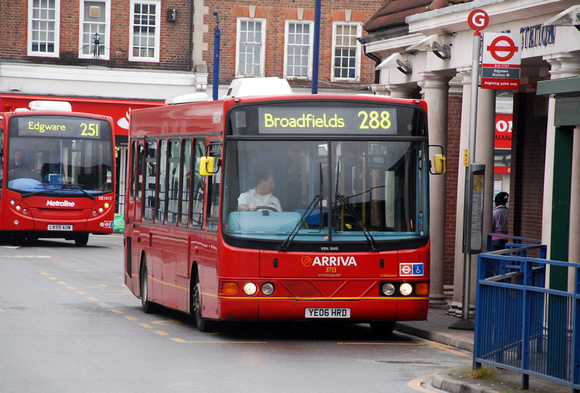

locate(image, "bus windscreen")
[[6, 115, 114, 194]]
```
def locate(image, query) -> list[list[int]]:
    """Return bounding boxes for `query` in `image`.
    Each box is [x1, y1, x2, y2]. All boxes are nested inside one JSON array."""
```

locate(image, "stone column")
[[384, 84, 416, 99], [419, 71, 454, 307]]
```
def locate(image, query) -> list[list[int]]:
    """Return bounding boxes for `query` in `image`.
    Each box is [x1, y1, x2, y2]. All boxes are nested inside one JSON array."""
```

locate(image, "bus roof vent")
[[165, 92, 209, 105], [29, 100, 72, 112], [224, 77, 293, 99]]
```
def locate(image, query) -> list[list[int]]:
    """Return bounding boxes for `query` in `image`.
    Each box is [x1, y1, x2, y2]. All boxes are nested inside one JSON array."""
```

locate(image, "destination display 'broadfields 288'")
[[124, 78, 446, 336]]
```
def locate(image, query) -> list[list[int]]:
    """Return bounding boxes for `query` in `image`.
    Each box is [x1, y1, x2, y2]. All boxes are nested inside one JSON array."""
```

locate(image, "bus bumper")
[[217, 297, 429, 322]]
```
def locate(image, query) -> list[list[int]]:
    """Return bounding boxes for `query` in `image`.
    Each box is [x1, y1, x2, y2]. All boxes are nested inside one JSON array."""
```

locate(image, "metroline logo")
[[301, 255, 357, 267], [46, 200, 76, 207]]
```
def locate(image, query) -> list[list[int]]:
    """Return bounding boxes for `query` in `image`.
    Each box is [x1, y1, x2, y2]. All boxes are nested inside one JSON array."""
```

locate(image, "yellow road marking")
[[408, 373, 435, 392], [152, 319, 181, 325], [428, 341, 471, 358], [338, 341, 425, 346], [171, 338, 268, 344]]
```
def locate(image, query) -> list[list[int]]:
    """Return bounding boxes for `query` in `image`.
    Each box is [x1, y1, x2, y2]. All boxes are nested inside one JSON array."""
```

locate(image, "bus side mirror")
[[429, 144, 446, 175], [200, 156, 221, 176], [433, 154, 446, 174]]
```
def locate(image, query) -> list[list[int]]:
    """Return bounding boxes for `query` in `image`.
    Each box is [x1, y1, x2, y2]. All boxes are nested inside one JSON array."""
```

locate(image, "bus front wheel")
[[75, 233, 89, 246], [191, 274, 213, 332]]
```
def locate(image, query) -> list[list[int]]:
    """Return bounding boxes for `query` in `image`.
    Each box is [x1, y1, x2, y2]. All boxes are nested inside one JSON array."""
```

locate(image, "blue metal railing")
[[475, 238, 580, 393]]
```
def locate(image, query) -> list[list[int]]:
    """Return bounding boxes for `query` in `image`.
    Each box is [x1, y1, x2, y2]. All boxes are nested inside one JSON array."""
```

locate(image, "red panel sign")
[[495, 114, 512, 150], [0, 94, 164, 137]]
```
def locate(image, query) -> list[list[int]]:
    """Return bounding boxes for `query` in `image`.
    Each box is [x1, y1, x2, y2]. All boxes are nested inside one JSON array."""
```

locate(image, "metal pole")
[[212, 11, 220, 101], [311, 0, 321, 94], [451, 31, 481, 330]]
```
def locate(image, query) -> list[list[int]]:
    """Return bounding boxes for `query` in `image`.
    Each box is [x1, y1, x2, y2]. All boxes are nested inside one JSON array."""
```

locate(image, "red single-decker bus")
[[125, 79, 443, 336]]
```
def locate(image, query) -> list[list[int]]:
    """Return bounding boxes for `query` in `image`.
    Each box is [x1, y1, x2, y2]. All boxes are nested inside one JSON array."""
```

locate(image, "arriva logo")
[[304, 256, 358, 267], [46, 200, 75, 207]]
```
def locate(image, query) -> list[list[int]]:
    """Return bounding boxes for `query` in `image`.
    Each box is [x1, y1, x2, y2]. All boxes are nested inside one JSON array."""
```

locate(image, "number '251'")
[[81, 122, 99, 136]]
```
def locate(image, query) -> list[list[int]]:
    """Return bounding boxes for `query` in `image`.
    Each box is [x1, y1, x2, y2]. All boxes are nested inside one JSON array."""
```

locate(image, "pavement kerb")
[[394, 323, 474, 352], [432, 372, 501, 393]]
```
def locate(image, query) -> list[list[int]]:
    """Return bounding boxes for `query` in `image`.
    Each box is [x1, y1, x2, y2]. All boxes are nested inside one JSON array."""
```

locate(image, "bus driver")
[[238, 171, 282, 212]]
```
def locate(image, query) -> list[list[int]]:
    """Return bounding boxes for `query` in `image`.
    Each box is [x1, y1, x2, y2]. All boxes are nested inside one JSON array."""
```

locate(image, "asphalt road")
[[0, 234, 470, 393]]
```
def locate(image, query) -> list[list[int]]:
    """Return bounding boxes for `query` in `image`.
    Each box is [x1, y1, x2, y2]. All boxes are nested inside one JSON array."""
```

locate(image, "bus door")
[[195, 138, 221, 318], [125, 139, 145, 291]]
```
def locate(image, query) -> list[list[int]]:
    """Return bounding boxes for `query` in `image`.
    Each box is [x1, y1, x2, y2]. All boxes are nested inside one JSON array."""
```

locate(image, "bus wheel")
[[140, 258, 157, 314], [370, 321, 396, 339], [191, 275, 213, 332], [74, 233, 89, 246]]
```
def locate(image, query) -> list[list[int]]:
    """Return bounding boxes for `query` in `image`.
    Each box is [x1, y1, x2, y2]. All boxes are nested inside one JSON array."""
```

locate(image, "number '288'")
[[358, 110, 391, 130]]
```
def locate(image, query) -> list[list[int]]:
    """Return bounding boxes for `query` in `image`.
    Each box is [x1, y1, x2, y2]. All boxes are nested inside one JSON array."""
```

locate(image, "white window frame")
[[28, 0, 61, 58], [78, 0, 111, 60], [284, 20, 314, 80], [129, 0, 161, 63], [331, 22, 362, 82], [235, 18, 267, 77]]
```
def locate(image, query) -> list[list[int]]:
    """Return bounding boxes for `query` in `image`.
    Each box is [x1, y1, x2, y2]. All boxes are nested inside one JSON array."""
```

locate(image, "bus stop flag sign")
[[482, 32, 522, 90]]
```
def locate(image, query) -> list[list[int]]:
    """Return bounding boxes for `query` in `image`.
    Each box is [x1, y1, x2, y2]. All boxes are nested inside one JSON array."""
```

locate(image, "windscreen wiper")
[[20, 189, 47, 198], [279, 194, 322, 251], [279, 163, 324, 251], [66, 184, 96, 200], [335, 191, 379, 252]]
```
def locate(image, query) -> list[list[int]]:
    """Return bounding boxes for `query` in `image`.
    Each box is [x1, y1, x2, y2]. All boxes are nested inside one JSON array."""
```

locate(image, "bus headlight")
[[381, 283, 396, 296], [400, 283, 413, 296], [261, 282, 275, 296], [243, 282, 258, 296]]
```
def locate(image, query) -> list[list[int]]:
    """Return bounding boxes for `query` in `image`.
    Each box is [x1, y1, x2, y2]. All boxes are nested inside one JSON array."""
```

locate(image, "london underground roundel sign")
[[468, 9, 489, 31]]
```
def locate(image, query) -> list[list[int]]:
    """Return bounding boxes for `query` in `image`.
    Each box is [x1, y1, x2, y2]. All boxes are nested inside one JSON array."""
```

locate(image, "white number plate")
[[305, 308, 351, 319], [48, 224, 73, 231]]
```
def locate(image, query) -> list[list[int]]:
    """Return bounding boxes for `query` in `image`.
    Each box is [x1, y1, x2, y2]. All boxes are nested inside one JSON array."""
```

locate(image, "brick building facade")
[[201, 1, 383, 90], [0, 0, 384, 96]]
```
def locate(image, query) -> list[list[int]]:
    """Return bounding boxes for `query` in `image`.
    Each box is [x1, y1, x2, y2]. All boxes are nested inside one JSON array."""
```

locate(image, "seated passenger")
[[238, 171, 282, 212]]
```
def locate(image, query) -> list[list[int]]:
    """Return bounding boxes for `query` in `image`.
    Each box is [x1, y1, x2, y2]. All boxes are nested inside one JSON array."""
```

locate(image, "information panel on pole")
[[482, 33, 522, 90]]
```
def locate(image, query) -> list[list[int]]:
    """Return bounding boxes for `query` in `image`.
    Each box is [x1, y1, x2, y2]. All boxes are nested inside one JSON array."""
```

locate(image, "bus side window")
[[136, 141, 144, 202], [191, 139, 205, 229], [206, 141, 221, 232], [179, 138, 192, 227], [143, 140, 158, 222], [130, 140, 137, 200], [157, 139, 168, 223], [167, 139, 180, 226]]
